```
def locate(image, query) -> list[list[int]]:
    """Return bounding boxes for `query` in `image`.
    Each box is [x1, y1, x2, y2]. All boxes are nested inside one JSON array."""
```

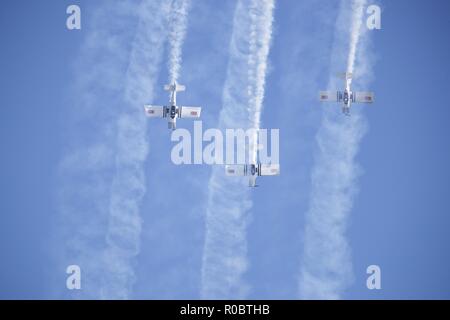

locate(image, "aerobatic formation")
[[141, 2, 376, 189], [6, 0, 450, 304], [143, 71, 374, 187]]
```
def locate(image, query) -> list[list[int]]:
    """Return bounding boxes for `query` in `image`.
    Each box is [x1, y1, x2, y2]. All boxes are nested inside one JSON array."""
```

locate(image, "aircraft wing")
[[144, 105, 165, 117], [259, 164, 280, 176], [180, 106, 201, 118], [354, 92, 374, 103], [225, 165, 246, 176], [319, 91, 339, 102]]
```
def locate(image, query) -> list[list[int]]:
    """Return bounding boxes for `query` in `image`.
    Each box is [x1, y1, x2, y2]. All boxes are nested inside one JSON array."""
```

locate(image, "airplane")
[[144, 83, 201, 129], [319, 72, 374, 115], [225, 163, 280, 187]]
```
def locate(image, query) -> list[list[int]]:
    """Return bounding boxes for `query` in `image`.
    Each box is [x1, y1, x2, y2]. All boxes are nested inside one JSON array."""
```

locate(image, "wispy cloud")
[[201, 0, 275, 299], [299, 0, 375, 299], [58, 0, 169, 299]]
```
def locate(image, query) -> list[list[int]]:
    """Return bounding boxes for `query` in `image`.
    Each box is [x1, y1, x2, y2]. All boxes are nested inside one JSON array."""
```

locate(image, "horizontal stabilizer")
[[337, 72, 353, 80], [164, 84, 186, 92]]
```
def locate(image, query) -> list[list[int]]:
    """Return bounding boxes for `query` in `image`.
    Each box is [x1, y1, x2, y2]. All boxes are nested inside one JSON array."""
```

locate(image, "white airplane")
[[144, 83, 201, 129], [225, 163, 280, 187], [319, 72, 374, 115]]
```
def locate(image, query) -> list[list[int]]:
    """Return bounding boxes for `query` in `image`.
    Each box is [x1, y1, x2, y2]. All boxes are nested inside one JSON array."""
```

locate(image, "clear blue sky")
[[0, 0, 449, 299]]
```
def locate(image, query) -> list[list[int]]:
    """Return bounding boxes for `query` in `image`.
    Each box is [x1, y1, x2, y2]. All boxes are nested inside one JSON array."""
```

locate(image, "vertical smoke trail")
[[247, 0, 275, 163], [201, 0, 275, 299], [59, 0, 168, 299], [347, 0, 366, 76], [167, 0, 191, 84], [100, 0, 170, 299], [299, 0, 371, 299]]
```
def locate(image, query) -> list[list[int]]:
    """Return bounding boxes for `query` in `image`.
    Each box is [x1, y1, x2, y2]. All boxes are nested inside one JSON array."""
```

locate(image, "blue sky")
[[0, 0, 450, 299]]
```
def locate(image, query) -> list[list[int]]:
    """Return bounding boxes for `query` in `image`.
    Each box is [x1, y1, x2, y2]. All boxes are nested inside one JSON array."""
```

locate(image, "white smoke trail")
[[247, 0, 275, 163], [100, 0, 170, 299], [201, 0, 275, 299], [59, 0, 169, 299], [347, 0, 366, 76], [167, 0, 191, 84], [299, 0, 371, 299]]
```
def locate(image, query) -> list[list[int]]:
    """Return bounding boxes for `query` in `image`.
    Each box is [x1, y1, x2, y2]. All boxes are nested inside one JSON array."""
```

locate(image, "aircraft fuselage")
[[168, 88, 179, 129], [248, 164, 258, 187], [342, 88, 353, 115]]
